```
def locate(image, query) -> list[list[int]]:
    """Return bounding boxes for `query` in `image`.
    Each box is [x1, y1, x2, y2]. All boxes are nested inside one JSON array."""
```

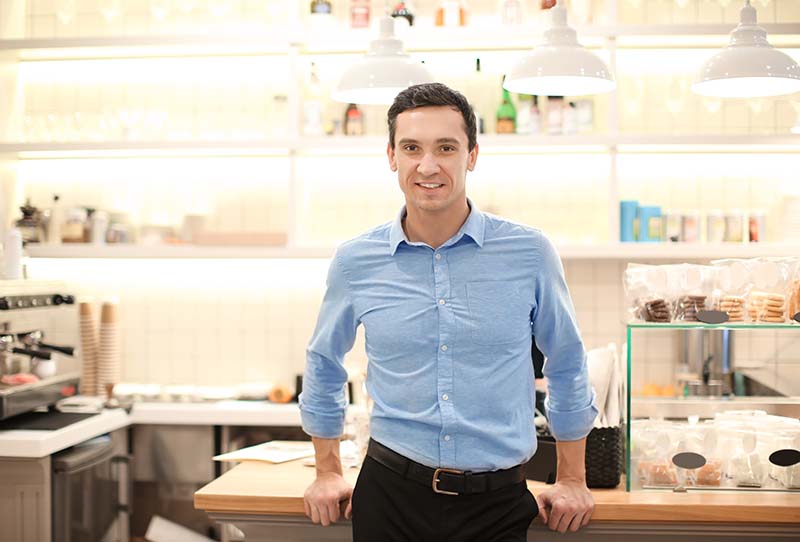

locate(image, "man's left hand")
[[535, 479, 594, 533]]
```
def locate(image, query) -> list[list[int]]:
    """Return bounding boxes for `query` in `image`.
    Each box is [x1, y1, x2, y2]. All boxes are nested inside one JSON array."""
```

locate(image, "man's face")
[[387, 106, 478, 215]]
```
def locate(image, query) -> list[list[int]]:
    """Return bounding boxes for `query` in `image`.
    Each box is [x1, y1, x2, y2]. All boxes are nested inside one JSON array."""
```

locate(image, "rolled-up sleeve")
[[299, 251, 359, 439], [531, 234, 598, 441]]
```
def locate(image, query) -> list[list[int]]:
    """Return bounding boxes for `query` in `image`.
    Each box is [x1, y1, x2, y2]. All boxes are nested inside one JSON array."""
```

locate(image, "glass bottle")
[[501, 0, 522, 25], [310, 0, 332, 14], [344, 104, 364, 136], [496, 85, 517, 134], [435, 0, 467, 27], [304, 63, 324, 136], [391, 2, 415, 26], [471, 58, 485, 134], [350, 0, 370, 28]]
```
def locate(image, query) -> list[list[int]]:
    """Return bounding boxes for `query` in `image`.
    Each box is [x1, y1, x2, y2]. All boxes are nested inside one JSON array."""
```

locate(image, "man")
[[300, 83, 597, 541]]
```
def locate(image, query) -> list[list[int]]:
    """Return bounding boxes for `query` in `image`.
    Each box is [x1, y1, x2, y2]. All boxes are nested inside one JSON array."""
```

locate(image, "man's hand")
[[303, 471, 353, 526], [534, 437, 594, 533], [304, 437, 351, 526], [535, 478, 594, 533]]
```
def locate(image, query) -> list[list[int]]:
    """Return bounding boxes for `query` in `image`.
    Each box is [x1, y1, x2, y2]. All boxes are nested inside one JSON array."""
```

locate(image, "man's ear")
[[387, 142, 397, 171], [467, 142, 479, 171]]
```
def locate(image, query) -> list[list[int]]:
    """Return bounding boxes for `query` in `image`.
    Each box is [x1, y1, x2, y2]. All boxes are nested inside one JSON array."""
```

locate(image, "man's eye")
[[404, 145, 418, 152], [441, 146, 455, 152]]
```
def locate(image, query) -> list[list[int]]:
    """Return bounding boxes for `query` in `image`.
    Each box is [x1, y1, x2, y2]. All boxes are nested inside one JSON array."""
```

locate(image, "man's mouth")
[[416, 182, 444, 190]]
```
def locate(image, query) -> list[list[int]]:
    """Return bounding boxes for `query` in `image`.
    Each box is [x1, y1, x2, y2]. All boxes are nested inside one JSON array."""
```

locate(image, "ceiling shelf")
[[24, 242, 800, 260], [2, 23, 798, 60]]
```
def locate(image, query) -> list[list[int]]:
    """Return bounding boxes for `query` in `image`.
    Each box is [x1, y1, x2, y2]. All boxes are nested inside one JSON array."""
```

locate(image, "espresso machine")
[[0, 280, 79, 421]]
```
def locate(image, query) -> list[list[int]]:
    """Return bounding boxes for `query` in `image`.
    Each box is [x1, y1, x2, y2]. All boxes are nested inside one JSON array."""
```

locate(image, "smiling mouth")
[[416, 182, 444, 190]]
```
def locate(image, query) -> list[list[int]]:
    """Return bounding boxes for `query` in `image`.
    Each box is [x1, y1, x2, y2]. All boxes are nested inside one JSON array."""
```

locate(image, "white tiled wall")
[[24, 257, 631, 389], [23, 254, 800, 398]]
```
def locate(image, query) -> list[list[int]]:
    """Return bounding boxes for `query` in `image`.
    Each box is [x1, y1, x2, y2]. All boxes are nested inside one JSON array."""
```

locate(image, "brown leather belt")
[[366, 438, 526, 496]]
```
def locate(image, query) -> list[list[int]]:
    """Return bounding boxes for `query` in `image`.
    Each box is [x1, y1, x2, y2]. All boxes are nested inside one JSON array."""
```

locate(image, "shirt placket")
[[433, 249, 456, 468]]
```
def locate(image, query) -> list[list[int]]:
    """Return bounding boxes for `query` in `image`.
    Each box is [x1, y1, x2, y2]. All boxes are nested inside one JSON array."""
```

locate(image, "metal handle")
[[11, 347, 51, 360], [112, 454, 134, 517], [40, 342, 75, 356]]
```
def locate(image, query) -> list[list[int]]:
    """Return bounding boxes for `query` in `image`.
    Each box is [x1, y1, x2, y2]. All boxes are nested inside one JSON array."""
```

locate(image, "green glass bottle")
[[495, 85, 516, 134]]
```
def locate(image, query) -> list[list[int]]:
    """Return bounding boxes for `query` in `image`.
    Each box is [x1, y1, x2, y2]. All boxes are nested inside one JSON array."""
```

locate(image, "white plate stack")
[[97, 301, 121, 399], [79, 302, 98, 396], [781, 196, 800, 242]]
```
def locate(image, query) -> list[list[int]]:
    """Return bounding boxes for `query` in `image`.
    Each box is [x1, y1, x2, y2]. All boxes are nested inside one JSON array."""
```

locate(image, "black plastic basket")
[[585, 425, 622, 488]]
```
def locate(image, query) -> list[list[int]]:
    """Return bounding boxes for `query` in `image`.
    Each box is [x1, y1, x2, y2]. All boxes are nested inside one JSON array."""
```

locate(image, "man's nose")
[[417, 153, 440, 176]]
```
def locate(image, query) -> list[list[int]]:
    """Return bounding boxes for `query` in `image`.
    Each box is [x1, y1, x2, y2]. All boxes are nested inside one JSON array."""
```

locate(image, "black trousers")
[[352, 454, 539, 542]]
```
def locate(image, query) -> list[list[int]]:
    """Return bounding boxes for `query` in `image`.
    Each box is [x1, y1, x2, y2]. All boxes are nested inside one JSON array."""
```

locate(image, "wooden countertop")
[[195, 460, 800, 524]]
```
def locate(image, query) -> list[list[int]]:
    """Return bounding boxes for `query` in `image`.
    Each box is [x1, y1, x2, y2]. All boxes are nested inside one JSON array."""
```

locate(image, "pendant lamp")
[[503, 0, 615, 97], [332, 16, 434, 105], [692, 0, 800, 98]]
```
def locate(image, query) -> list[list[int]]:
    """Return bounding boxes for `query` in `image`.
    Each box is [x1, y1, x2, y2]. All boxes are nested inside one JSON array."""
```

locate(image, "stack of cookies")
[[789, 280, 800, 320], [748, 291, 787, 323], [638, 297, 671, 323], [676, 295, 706, 321], [718, 295, 745, 322]]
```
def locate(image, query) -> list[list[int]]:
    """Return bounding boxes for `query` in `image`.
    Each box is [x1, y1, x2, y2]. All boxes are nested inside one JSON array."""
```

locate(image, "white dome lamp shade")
[[692, 1, 800, 98], [332, 16, 435, 105], [503, 0, 615, 97]]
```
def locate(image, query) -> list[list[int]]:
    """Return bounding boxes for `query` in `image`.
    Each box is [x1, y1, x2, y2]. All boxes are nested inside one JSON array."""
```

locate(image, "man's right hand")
[[303, 472, 353, 526]]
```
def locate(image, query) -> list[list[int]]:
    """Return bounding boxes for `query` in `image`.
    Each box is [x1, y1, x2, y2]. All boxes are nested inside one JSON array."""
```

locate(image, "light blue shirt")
[[299, 201, 597, 472]]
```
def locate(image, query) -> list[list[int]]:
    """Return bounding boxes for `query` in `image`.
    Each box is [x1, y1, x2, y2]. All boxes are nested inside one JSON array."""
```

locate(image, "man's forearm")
[[555, 438, 587, 483], [312, 436, 343, 477]]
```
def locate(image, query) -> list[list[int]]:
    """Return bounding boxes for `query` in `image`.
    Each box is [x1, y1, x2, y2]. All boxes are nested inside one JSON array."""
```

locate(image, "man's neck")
[[402, 199, 471, 250]]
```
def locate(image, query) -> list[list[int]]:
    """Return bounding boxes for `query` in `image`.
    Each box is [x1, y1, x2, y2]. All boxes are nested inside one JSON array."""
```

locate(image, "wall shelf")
[[3, 135, 799, 159]]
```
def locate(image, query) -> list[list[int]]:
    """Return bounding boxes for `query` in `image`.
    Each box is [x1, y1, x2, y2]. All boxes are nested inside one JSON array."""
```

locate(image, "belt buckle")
[[432, 468, 462, 496]]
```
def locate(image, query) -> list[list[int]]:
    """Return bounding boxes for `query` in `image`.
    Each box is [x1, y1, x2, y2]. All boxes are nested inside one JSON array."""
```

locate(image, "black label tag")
[[769, 449, 800, 468], [794, 312, 800, 324], [697, 310, 729, 325], [672, 452, 707, 470]]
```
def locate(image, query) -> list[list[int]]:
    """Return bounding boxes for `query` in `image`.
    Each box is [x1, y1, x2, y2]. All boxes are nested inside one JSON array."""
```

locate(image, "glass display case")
[[626, 322, 800, 492]]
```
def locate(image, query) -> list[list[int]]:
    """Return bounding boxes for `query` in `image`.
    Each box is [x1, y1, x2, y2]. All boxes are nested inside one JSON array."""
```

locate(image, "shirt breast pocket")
[[466, 281, 529, 346]]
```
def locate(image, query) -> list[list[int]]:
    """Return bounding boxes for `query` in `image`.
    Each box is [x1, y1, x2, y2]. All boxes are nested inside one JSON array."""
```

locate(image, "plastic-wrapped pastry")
[[694, 459, 722, 486], [648, 460, 678, 486], [730, 452, 764, 488]]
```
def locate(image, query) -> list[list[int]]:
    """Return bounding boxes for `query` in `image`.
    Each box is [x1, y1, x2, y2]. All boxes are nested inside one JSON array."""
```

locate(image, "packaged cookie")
[[631, 419, 679, 488], [747, 258, 794, 324], [624, 264, 675, 323], [710, 259, 754, 323], [672, 264, 715, 322], [787, 258, 800, 321], [673, 422, 723, 487]]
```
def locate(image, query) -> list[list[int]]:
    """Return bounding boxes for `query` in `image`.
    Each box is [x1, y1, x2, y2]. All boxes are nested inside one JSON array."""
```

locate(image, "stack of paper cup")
[[97, 302, 121, 399], [79, 302, 98, 396]]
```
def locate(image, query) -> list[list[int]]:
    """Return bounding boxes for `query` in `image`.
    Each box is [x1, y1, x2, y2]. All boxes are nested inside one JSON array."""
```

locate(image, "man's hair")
[[387, 83, 477, 152]]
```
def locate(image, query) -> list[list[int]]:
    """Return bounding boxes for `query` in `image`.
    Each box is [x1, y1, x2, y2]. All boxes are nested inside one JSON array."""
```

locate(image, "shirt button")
[[438, 299, 446, 305], [441, 345, 448, 351], [444, 435, 451, 441], [442, 394, 449, 401], [435, 253, 442, 260]]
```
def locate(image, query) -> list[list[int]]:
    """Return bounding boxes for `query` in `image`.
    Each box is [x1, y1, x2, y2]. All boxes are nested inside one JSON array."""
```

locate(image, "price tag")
[[672, 452, 707, 470], [768, 449, 800, 468], [697, 310, 728, 325]]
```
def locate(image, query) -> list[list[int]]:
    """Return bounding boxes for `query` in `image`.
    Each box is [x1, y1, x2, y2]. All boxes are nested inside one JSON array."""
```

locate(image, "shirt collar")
[[389, 199, 485, 256]]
